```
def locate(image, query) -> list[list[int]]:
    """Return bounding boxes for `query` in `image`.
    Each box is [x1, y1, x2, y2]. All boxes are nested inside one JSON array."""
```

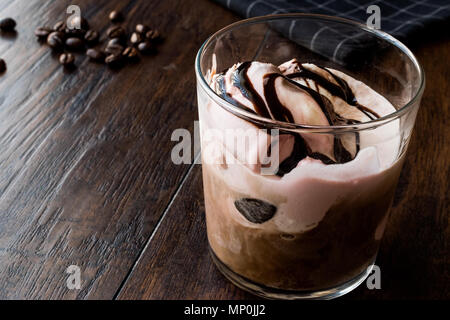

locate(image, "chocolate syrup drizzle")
[[215, 61, 380, 176]]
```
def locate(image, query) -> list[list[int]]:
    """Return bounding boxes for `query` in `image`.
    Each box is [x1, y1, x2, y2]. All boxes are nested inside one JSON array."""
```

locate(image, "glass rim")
[[195, 13, 425, 133]]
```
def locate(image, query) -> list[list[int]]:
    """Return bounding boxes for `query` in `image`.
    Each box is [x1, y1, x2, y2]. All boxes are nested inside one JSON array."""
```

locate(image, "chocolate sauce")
[[277, 134, 310, 176], [283, 76, 338, 125], [214, 61, 381, 175], [317, 66, 380, 120], [262, 73, 310, 175], [216, 74, 257, 115], [264, 72, 354, 165], [288, 69, 352, 104], [234, 62, 271, 119], [263, 73, 294, 123]]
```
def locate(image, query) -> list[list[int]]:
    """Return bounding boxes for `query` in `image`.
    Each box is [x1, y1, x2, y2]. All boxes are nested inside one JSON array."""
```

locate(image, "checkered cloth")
[[215, 0, 450, 39], [214, 0, 450, 63]]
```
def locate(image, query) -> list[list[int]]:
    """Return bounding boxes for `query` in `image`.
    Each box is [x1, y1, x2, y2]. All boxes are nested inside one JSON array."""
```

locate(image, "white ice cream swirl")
[[211, 59, 393, 176]]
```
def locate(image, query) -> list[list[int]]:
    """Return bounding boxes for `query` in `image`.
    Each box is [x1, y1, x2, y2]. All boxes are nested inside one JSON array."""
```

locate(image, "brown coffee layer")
[[203, 162, 402, 291]]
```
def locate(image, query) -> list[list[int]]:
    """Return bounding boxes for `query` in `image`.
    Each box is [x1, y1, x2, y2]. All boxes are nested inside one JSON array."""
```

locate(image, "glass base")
[[210, 247, 374, 300]]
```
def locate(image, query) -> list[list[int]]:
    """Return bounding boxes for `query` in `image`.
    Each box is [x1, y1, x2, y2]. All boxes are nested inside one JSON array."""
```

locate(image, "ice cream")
[[198, 58, 403, 292]]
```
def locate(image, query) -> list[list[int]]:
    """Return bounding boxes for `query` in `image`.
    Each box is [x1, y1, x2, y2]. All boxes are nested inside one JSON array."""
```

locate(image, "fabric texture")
[[212, 0, 449, 63], [214, 0, 450, 40]]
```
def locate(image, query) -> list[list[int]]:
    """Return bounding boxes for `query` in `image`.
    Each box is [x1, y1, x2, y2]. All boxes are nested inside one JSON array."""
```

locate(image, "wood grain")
[[0, 0, 448, 300], [117, 38, 450, 300], [0, 0, 237, 299], [344, 38, 450, 300], [118, 165, 259, 300]]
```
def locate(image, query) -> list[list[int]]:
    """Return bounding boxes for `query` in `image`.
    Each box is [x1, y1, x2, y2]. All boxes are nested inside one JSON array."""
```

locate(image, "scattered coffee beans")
[[47, 31, 65, 50], [107, 26, 126, 40], [135, 24, 149, 34], [59, 53, 75, 66], [0, 18, 16, 31], [0, 19, 16, 76], [105, 42, 124, 56], [65, 37, 84, 51], [123, 46, 139, 62], [145, 29, 160, 41], [105, 53, 123, 68], [137, 41, 153, 54], [34, 27, 52, 39], [53, 20, 66, 32], [35, 11, 164, 70], [66, 27, 86, 38], [86, 48, 105, 62], [84, 30, 99, 45], [107, 37, 124, 47], [130, 32, 142, 45], [67, 16, 89, 31], [109, 10, 123, 23], [0, 58, 6, 73]]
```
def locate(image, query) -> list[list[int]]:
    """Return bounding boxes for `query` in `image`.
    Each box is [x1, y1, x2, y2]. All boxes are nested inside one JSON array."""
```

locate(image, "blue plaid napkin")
[[214, 0, 450, 40], [212, 0, 449, 63]]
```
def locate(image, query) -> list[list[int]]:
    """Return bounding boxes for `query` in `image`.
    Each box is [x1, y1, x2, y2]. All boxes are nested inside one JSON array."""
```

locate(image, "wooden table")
[[0, 0, 448, 300]]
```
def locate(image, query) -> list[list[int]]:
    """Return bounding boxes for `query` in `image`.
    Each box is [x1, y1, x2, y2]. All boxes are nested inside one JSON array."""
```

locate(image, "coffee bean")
[[0, 18, 16, 31], [105, 53, 124, 68], [65, 16, 89, 38], [109, 10, 123, 23], [0, 58, 6, 73], [32, 13, 162, 72], [53, 20, 66, 32], [34, 27, 52, 39], [234, 198, 277, 224], [59, 53, 75, 66], [135, 24, 149, 34], [65, 37, 84, 51], [105, 43, 124, 56], [86, 48, 105, 62], [145, 29, 160, 41], [65, 27, 86, 38], [107, 26, 126, 39], [107, 37, 124, 47], [123, 46, 139, 62], [137, 41, 154, 54], [130, 32, 142, 45], [67, 16, 89, 31], [47, 31, 65, 50], [84, 30, 99, 45]]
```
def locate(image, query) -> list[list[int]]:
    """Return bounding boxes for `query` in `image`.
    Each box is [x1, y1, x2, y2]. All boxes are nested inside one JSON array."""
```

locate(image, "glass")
[[195, 14, 424, 299]]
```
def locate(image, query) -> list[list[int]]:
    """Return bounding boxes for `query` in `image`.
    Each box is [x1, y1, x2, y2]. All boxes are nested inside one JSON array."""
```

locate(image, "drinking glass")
[[195, 14, 424, 299]]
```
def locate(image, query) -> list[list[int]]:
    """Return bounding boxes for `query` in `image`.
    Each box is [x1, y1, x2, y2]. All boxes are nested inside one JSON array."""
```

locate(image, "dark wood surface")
[[0, 0, 448, 300]]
